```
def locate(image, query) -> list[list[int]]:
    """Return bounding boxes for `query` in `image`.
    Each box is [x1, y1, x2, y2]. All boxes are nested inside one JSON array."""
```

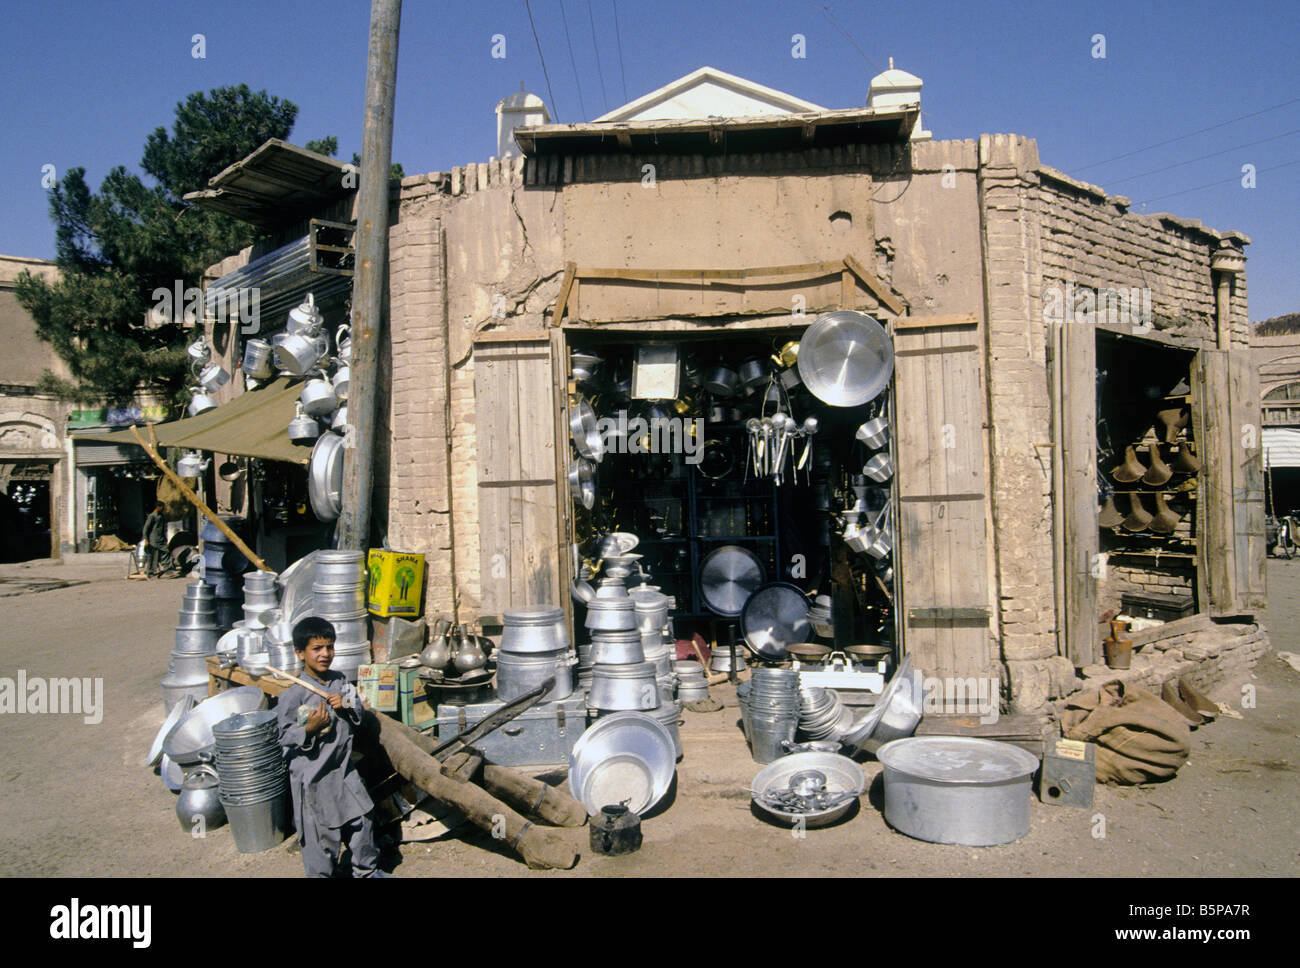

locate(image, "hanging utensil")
[[569, 458, 596, 510], [569, 396, 605, 462]]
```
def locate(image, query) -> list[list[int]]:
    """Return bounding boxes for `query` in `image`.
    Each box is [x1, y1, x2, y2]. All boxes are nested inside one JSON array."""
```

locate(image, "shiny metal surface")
[[163, 686, 268, 766], [307, 431, 345, 522], [569, 396, 605, 462], [877, 737, 1039, 846], [147, 694, 196, 767], [568, 458, 595, 510], [841, 655, 922, 753], [797, 311, 894, 408], [698, 544, 765, 617], [750, 751, 865, 828], [740, 582, 812, 660], [569, 711, 676, 816]]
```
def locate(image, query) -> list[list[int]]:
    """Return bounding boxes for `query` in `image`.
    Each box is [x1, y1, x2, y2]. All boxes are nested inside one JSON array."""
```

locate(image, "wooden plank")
[[1194, 350, 1237, 615], [575, 260, 846, 282], [474, 342, 518, 615], [1062, 317, 1100, 666], [552, 262, 576, 326], [843, 253, 906, 316], [891, 313, 979, 331], [841, 269, 853, 309], [1229, 349, 1266, 613], [473, 329, 550, 344]]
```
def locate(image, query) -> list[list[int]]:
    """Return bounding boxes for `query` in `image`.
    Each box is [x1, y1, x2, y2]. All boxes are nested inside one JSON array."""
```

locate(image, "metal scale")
[[785, 644, 890, 699]]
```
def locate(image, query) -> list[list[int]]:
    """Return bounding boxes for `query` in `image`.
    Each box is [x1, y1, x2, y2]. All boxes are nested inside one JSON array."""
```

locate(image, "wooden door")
[[473, 336, 562, 616], [893, 314, 994, 683]]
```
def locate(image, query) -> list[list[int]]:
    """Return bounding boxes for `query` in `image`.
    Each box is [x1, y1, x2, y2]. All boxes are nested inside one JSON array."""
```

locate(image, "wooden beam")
[[472, 329, 551, 344], [843, 253, 906, 316], [551, 262, 576, 326], [892, 313, 979, 331], [575, 260, 845, 282], [131, 425, 271, 572], [841, 268, 854, 308]]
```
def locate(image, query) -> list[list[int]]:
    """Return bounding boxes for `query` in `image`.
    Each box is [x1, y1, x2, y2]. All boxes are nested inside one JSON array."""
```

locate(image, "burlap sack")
[[154, 474, 193, 519], [1062, 680, 1191, 784]]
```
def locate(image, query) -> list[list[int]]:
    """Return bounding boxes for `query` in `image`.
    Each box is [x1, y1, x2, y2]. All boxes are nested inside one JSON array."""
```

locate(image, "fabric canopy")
[[1263, 427, 1300, 470], [72, 377, 312, 465]]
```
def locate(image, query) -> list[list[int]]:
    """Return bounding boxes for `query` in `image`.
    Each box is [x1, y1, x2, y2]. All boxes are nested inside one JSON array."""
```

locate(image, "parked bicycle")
[[1267, 513, 1299, 559]]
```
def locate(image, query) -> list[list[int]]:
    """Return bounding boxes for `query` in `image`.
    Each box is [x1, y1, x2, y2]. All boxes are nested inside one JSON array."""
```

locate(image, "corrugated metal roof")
[[1263, 427, 1300, 469], [183, 139, 355, 230]]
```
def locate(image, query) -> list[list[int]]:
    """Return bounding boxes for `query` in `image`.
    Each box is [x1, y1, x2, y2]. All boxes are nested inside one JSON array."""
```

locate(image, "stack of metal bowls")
[[234, 625, 269, 674], [312, 550, 370, 680], [266, 640, 300, 674], [497, 606, 574, 702], [161, 582, 222, 711], [241, 570, 279, 629], [200, 516, 250, 630], [675, 660, 709, 702], [212, 709, 289, 853], [740, 668, 801, 764], [798, 686, 856, 741]]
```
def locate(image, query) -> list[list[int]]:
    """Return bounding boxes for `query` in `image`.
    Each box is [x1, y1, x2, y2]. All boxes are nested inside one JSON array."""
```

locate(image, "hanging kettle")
[[177, 451, 210, 477], [331, 362, 351, 401], [288, 402, 321, 442], [186, 338, 212, 367], [300, 376, 339, 417], [196, 362, 230, 393], [335, 323, 352, 361], [242, 338, 274, 379], [286, 293, 324, 335], [188, 387, 218, 417], [274, 328, 328, 377]]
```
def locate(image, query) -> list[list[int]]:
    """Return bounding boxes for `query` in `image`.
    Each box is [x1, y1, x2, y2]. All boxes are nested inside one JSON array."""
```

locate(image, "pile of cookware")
[[750, 750, 866, 828], [312, 550, 370, 680], [568, 711, 677, 817], [242, 570, 279, 629], [212, 709, 290, 853], [738, 668, 801, 764], [199, 516, 251, 630], [1102, 394, 1198, 537], [160, 581, 222, 711], [797, 686, 856, 742], [497, 607, 573, 702], [674, 660, 709, 702], [159, 685, 267, 801]]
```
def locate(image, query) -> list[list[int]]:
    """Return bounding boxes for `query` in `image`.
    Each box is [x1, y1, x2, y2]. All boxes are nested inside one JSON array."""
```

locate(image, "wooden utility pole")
[[340, 0, 401, 550]]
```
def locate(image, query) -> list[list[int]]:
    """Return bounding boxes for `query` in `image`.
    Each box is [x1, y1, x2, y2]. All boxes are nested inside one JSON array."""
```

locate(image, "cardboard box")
[[367, 550, 425, 618], [399, 663, 440, 731], [357, 663, 399, 712]]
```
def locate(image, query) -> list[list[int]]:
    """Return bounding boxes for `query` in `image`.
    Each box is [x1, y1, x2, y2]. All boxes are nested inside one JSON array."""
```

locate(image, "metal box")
[[398, 664, 439, 731], [1039, 737, 1096, 808], [435, 694, 588, 767]]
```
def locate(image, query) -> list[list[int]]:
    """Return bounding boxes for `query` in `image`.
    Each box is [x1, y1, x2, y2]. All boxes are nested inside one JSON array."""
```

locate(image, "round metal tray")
[[569, 711, 676, 816], [699, 544, 765, 617], [797, 311, 894, 408], [740, 582, 812, 661], [750, 751, 865, 828]]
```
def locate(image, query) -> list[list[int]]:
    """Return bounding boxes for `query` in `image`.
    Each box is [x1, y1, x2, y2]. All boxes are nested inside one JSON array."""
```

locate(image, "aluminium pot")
[[876, 736, 1040, 846], [702, 365, 740, 399], [738, 358, 769, 391], [500, 607, 570, 654], [242, 339, 274, 379], [587, 661, 660, 712], [176, 764, 227, 832], [584, 597, 637, 632], [275, 330, 328, 377], [569, 396, 605, 462], [186, 338, 212, 367], [300, 377, 338, 418], [288, 403, 321, 442], [589, 629, 645, 665], [495, 649, 573, 702], [196, 362, 230, 393]]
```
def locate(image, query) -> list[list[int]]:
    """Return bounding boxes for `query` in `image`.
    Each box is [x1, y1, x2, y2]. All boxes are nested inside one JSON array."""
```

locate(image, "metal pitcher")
[[242, 338, 274, 379]]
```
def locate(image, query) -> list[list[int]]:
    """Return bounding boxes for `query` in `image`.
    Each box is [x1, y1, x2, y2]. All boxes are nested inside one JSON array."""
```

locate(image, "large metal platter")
[[146, 694, 196, 767], [841, 654, 922, 753], [569, 396, 605, 462], [740, 582, 812, 660], [797, 311, 894, 408], [307, 430, 345, 522], [698, 545, 765, 617], [569, 711, 676, 816]]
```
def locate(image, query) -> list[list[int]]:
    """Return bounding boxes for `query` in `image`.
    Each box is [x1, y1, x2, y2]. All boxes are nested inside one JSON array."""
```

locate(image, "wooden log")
[[383, 711, 587, 827], [374, 713, 579, 870], [130, 425, 271, 571]]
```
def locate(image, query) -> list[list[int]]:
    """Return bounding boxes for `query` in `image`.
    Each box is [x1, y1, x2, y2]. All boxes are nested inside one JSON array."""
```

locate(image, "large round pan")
[[699, 544, 765, 617], [797, 310, 894, 408], [569, 396, 605, 462], [307, 430, 345, 522], [568, 458, 596, 510], [741, 582, 813, 661]]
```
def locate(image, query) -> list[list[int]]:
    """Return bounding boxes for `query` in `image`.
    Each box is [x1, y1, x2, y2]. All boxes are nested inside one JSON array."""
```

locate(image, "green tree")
[[14, 85, 298, 409], [305, 135, 405, 181]]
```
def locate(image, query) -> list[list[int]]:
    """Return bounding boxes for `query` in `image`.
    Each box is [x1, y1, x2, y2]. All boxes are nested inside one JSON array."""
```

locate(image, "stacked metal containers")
[[312, 550, 370, 681], [497, 607, 573, 702], [740, 668, 801, 763], [241, 570, 279, 630], [160, 581, 222, 711], [631, 588, 681, 759], [212, 709, 289, 853], [199, 516, 250, 630], [797, 686, 856, 742], [586, 587, 659, 715]]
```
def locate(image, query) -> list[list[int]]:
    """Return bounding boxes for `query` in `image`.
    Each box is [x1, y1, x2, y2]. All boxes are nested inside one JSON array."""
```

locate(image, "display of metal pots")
[[300, 377, 338, 417], [176, 764, 226, 832], [798, 311, 895, 408], [288, 402, 321, 442]]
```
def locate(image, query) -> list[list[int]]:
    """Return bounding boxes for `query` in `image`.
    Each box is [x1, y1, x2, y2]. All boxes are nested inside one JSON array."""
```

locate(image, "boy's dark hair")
[[293, 616, 337, 653]]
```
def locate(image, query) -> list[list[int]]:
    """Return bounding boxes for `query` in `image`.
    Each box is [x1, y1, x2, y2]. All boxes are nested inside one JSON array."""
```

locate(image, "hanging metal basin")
[[863, 453, 893, 483], [797, 311, 894, 408], [307, 431, 345, 522], [569, 396, 605, 462], [740, 582, 812, 661], [569, 458, 596, 510], [856, 416, 889, 449], [699, 545, 765, 617]]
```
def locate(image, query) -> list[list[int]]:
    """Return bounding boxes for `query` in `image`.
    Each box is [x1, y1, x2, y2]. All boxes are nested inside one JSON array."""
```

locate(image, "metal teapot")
[[177, 451, 210, 477], [419, 618, 452, 670], [335, 324, 352, 362], [451, 624, 487, 674], [195, 362, 230, 393], [299, 376, 338, 417], [186, 338, 212, 367], [175, 764, 226, 833], [188, 387, 218, 417], [288, 402, 321, 442], [286, 293, 324, 336]]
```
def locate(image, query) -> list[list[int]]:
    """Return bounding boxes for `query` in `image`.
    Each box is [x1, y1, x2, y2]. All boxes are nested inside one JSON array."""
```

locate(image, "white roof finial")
[[889, 56, 894, 70]]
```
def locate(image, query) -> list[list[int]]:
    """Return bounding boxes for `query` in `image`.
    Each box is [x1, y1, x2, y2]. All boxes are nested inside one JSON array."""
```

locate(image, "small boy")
[[277, 617, 383, 878]]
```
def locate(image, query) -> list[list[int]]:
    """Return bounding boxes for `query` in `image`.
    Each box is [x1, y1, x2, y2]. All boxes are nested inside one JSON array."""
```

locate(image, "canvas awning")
[[72, 378, 312, 465]]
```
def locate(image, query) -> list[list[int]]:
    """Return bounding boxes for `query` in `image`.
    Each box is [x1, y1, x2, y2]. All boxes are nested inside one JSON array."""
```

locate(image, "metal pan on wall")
[[797, 311, 895, 408], [699, 544, 765, 617], [741, 582, 813, 661], [569, 458, 596, 510], [569, 396, 605, 462]]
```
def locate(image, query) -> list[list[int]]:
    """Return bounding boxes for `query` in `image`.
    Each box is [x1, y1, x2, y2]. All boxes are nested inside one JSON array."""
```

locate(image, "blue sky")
[[2, 0, 1296, 319]]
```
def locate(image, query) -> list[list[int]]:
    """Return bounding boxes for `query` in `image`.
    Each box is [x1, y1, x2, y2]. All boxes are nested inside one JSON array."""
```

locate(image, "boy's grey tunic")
[[276, 671, 374, 847]]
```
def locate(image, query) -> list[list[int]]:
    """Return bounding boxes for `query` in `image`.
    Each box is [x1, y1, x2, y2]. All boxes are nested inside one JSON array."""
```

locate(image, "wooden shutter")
[[473, 336, 562, 615], [1061, 320, 1099, 667], [1194, 348, 1265, 616], [893, 314, 994, 682]]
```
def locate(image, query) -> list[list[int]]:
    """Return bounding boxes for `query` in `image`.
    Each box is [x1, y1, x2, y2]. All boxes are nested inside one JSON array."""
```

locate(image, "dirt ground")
[[0, 554, 1296, 878]]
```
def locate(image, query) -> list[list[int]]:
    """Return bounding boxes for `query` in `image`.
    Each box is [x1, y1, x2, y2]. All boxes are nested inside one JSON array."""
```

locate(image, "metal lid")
[[876, 736, 1040, 784], [797, 310, 894, 408], [740, 582, 812, 660], [699, 545, 765, 617], [503, 606, 565, 626]]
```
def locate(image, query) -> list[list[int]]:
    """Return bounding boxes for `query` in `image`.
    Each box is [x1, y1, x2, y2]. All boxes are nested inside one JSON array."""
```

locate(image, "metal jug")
[[287, 402, 321, 442], [299, 377, 338, 417], [242, 338, 274, 379], [590, 803, 642, 855], [196, 362, 230, 393], [452, 624, 487, 674], [286, 293, 324, 335], [419, 618, 452, 670], [175, 764, 226, 833], [275, 329, 328, 377]]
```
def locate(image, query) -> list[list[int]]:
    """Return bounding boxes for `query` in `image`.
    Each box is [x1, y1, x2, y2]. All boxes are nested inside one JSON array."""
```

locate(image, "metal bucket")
[[500, 607, 570, 654], [221, 792, 289, 853], [588, 661, 660, 712], [312, 584, 366, 615]]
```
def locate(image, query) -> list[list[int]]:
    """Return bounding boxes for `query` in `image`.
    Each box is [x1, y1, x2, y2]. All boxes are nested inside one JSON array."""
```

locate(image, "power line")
[[586, 0, 609, 115], [558, 0, 588, 121], [1104, 128, 1300, 187], [1137, 157, 1300, 204], [524, 0, 560, 122], [611, 0, 629, 103], [1074, 96, 1300, 173]]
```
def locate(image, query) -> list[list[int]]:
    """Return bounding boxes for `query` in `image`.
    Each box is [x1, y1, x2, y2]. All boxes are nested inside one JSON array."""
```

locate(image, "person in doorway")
[[276, 617, 387, 878], [141, 500, 169, 574]]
